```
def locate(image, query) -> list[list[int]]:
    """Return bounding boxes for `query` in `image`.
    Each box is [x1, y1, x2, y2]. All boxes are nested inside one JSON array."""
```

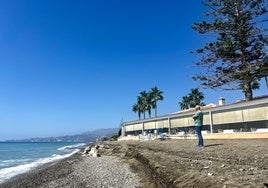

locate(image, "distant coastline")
[[3, 128, 119, 142]]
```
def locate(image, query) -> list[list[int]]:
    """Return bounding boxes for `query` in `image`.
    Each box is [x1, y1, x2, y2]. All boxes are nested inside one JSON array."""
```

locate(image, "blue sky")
[[0, 0, 267, 140]]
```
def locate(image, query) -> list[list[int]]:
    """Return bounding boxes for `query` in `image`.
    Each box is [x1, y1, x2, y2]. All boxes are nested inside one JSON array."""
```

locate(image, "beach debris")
[[89, 145, 100, 157], [204, 166, 209, 169], [83, 146, 92, 154], [220, 164, 225, 168], [208, 172, 213, 176], [83, 145, 100, 157]]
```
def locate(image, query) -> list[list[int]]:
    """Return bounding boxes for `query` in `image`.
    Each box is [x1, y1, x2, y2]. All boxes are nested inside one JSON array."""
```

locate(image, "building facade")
[[121, 96, 268, 137]]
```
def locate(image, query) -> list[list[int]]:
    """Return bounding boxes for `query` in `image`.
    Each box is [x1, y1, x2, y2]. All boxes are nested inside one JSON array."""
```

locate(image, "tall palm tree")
[[146, 101, 152, 118], [150, 86, 164, 117], [133, 92, 148, 120], [179, 95, 191, 110], [138, 91, 149, 119], [189, 88, 205, 107], [132, 103, 141, 120]]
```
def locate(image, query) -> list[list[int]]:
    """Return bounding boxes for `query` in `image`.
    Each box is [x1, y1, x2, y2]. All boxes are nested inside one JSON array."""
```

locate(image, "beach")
[[1, 139, 267, 188]]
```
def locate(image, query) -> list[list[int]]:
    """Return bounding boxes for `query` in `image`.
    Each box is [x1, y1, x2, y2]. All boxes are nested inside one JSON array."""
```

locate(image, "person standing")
[[192, 105, 204, 147]]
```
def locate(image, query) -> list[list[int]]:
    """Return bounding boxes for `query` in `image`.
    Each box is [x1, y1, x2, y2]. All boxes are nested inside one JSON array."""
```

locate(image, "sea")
[[0, 142, 87, 184]]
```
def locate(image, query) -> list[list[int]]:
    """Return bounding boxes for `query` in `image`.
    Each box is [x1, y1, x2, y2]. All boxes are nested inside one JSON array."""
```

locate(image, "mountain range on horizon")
[[4, 128, 120, 142]]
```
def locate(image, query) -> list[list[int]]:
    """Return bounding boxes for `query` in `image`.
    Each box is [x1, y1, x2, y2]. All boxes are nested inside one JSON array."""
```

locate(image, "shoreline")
[[0, 152, 80, 188], [1, 139, 268, 188], [0, 144, 144, 188], [0, 142, 87, 185]]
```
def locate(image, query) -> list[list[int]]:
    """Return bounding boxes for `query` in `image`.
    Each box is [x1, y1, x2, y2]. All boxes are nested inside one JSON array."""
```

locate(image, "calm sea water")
[[0, 142, 86, 183]]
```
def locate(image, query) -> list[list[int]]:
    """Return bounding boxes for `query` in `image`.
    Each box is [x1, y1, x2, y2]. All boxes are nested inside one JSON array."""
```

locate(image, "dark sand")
[[1, 139, 268, 188]]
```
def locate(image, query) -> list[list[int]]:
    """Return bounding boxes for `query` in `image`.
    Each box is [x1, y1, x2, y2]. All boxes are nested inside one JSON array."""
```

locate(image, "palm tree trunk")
[[155, 104, 157, 117]]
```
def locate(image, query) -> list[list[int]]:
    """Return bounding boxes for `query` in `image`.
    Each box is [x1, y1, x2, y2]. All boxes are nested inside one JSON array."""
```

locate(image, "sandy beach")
[[1, 138, 268, 188]]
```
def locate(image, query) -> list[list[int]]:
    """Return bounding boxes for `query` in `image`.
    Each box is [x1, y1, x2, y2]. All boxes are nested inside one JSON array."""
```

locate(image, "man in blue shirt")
[[192, 105, 204, 147]]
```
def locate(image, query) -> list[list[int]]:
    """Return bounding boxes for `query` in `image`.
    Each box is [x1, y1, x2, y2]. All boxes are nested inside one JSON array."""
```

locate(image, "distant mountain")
[[5, 128, 120, 142]]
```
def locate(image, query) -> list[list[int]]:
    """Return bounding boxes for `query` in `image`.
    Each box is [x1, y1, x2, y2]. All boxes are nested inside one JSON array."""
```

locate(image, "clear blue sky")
[[0, 0, 267, 140]]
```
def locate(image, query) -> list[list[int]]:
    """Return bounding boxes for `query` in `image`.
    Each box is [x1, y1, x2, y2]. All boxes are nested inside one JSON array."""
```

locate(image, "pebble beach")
[[0, 151, 141, 188], [1, 138, 268, 188]]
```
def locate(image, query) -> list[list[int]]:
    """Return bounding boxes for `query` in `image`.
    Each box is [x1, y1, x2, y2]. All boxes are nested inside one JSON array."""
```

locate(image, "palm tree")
[[150, 86, 164, 117], [178, 88, 205, 110], [188, 88, 205, 107], [138, 91, 149, 119], [133, 87, 164, 119], [132, 103, 141, 120], [133, 92, 149, 120], [179, 95, 191, 110]]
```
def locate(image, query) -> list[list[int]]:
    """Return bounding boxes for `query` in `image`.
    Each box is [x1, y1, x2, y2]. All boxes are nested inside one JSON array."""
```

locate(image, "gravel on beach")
[[1, 138, 268, 188], [39, 155, 141, 188], [0, 149, 142, 188]]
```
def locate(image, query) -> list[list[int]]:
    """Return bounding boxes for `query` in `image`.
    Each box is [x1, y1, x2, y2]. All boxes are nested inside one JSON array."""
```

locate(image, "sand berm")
[[1, 138, 268, 188]]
